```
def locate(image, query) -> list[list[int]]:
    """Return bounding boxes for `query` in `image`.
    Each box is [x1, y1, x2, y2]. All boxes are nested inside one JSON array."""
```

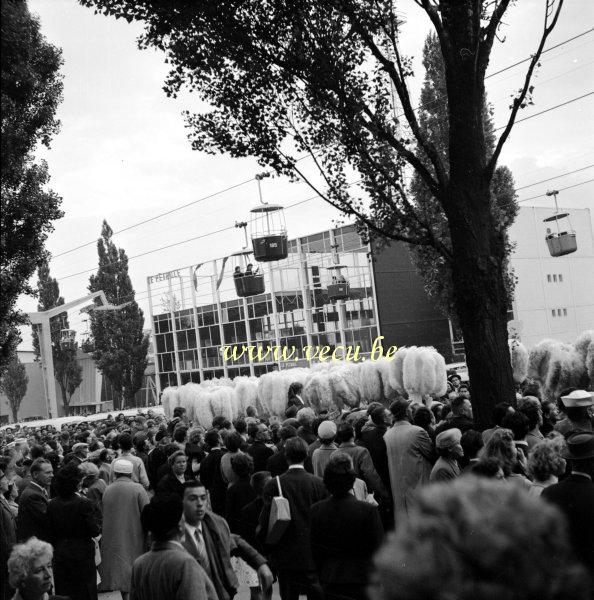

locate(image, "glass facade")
[[147, 225, 380, 393]]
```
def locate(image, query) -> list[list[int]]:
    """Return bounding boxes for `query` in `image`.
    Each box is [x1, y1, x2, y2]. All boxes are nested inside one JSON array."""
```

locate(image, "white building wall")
[[510, 207, 594, 348]]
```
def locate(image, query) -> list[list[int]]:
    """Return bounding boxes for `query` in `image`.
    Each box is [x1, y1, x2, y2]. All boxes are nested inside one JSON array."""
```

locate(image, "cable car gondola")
[[59, 328, 77, 350], [326, 265, 350, 301], [230, 229, 266, 297], [543, 189, 577, 257], [250, 172, 288, 262]]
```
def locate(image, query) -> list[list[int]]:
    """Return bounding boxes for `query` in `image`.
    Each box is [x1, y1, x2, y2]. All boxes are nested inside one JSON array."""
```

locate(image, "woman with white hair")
[[7, 537, 55, 600]]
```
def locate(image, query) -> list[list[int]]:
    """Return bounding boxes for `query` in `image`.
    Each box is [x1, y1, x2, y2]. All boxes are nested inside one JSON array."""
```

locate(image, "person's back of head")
[[450, 394, 468, 417], [502, 411, 530, 441], [460, 429, 483, 461], [234, 418, 247, 435], [251, 471, 271, 497], [173, 426, 188, 444], [141, 494, 183, 542], [389, 399, 410, 422], [172, 406, 186, 420], [231, 453, 254, 481], [296, 407, 315, 428], [370, 406, 387, 427], [371, 477, 589, 600], [491, 402, 512, 427], [413, 406, 432, 430], [30, 445, 45, 460], [323, 452, 356, 496], [226, 432, 244, 453], [204, 429, 221, 450], [336, 422, 354, 445], [118, 433, 133, 452], [284, 437, 308, 465], [280, 425, 297, 442], [247, 422, 259, 440]]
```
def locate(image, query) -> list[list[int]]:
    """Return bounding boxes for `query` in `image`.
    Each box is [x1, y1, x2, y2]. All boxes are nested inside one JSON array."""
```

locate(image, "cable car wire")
[[49, 28, 593, 261]]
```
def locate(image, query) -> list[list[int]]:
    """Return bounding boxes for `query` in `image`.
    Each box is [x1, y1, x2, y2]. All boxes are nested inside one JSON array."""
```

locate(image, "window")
[[557, 309, 562, 317], [551, 309, 556, 317], [559, 274, 563, 282], [553, 274, 557, 282], [547, 274, 551, 283], [563, 308, 568, 316]]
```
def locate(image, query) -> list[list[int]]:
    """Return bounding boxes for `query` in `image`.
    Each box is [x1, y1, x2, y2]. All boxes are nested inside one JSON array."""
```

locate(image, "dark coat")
[[310, 495, 384, 585], [47, 493, 101, 600], [200, 448, 228, 515], [266, 448, 314, 477], [147, 446, 168, 489], [0, 496, 16, 600], [17, 482, 49, 542], [247, 442, 275, 473], [359, 425, 390, 492], [240, 497, 264, 552], [258, 467, 328, 572], [542, 474, 594, 574], [156, 472, 187, 498], [225, 480, 256, 534], [435, 415, 475, 436]]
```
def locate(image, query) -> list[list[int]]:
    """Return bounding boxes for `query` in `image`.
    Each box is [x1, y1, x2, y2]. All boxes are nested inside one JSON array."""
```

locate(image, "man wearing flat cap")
[[554, 389, 594, 437], [542, 429, 594, 579]]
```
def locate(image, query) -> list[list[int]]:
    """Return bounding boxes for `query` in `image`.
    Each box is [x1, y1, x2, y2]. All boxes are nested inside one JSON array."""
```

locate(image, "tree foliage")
[[408, 33, 518, 322], [0, 355, 28, 423], [89, 221, 149, 409], [32, 259, 83, 415], [0, 0, 64, 374], [80, 0, 564, 427]]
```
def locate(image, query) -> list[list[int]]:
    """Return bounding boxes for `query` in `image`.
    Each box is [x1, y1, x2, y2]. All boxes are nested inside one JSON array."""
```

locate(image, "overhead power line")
[[518, 178, 594, 203], [50, 28, 593, 261], [515, 164, 594, 191]]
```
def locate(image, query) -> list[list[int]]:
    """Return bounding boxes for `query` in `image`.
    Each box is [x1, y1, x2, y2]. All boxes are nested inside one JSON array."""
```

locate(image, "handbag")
[[265, 476, 291, 546]]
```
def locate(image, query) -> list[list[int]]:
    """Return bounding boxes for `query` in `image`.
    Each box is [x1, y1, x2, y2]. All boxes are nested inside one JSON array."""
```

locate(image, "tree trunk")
[[60, 385, 70, 416], [11, 404, 18, 423], [442, 17, 516, 430]]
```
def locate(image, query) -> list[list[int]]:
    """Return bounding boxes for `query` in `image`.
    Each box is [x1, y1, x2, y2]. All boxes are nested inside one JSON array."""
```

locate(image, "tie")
[[194, 527, 210, 573]]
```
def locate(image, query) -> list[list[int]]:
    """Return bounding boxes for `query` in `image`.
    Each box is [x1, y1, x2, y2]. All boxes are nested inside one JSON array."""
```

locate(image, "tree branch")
[[478, 0, 513, 75], [485, 0, 564, 181]]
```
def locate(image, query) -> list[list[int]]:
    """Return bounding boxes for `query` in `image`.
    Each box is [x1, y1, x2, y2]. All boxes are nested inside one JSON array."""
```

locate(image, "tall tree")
[[89, 221, 149, 410], [408, 33, 518, 324], [0, 355, 28, 423], [80, 0, 564, 427], [0, 0, 64, 375], [32, 259, 83, 415]]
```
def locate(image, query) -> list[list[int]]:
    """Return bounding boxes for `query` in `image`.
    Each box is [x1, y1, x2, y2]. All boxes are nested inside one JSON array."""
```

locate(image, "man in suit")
[[247, 424, 275, 472], [435, 395, 475, 436], [130, 494, 217, 600], [17, 458, 53, 542], [180, 480, 273, 600], [259, 437, 327, 600], [199, 429, 228, 515], [384, 399, 434, 523], [359, 406, 391, 491], [542, 430, 594, 580], [310, 452, 384, 600]]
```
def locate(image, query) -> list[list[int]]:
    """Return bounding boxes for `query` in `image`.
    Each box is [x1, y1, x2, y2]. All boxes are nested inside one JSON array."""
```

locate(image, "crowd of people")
[[0, 376, 593, 600]]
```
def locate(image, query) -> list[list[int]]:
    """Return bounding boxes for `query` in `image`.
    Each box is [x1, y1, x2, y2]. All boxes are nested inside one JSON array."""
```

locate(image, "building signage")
[[147, 269, 181, 284]]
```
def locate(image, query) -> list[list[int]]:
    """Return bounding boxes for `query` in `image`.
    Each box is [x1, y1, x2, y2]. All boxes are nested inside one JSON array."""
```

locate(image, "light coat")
[[384, 420, 433, 520]]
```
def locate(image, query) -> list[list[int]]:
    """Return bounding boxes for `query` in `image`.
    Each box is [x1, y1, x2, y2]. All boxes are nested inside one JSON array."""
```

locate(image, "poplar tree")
[[0, 355, 28, 423], [89, 221, 149, 409]]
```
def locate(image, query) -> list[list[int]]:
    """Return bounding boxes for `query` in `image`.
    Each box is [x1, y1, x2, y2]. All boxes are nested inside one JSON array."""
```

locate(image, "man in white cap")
[[554, 389, 593, 436], [312, 421, 338, 477], [430, 428, 463, 483], [100, 459, 149, 600]]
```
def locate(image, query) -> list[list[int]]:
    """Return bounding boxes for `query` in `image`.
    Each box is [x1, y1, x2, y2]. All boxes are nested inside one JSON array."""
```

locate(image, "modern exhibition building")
[[147, 206, 594, 396]]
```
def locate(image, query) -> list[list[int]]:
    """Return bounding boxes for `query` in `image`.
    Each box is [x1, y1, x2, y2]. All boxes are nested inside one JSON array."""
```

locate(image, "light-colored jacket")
[[109, 451, 149, 489], [384, 420, 433, 519]]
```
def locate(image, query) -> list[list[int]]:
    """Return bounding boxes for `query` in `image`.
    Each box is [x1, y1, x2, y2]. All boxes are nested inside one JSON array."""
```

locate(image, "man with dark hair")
[[435, 395, 475, 436], [482, 402, 514, 444], [110, 433, 149, 488], [259, 437, 327, 600], [200, 430, 228, 515], [131, 494, 217, 600], [17, 458, 53, 542], [310, 453, 383, 600], [359, 407, 391, 489], [147, 429, 170, 489], [384, 399, 434, 522], [181, 480, 273, 600], [542, 431, 594, 580], [335, 422, 388, 503], [266, 426, 313, 477], [247, 424, 275, 472], [460, 429, 483, 473]]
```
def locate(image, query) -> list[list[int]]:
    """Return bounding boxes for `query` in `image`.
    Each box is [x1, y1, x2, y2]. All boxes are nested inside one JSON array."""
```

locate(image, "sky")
[[17, 0, 594, 349]]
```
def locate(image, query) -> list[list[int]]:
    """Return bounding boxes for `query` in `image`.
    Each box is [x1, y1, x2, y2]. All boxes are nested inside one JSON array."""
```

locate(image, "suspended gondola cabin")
[[231, 251, 266, 298], [59, 328, 77, 350], [250, 204, 288, 262], [543, 190, 577, 257], [326, 265, 350, 301]]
